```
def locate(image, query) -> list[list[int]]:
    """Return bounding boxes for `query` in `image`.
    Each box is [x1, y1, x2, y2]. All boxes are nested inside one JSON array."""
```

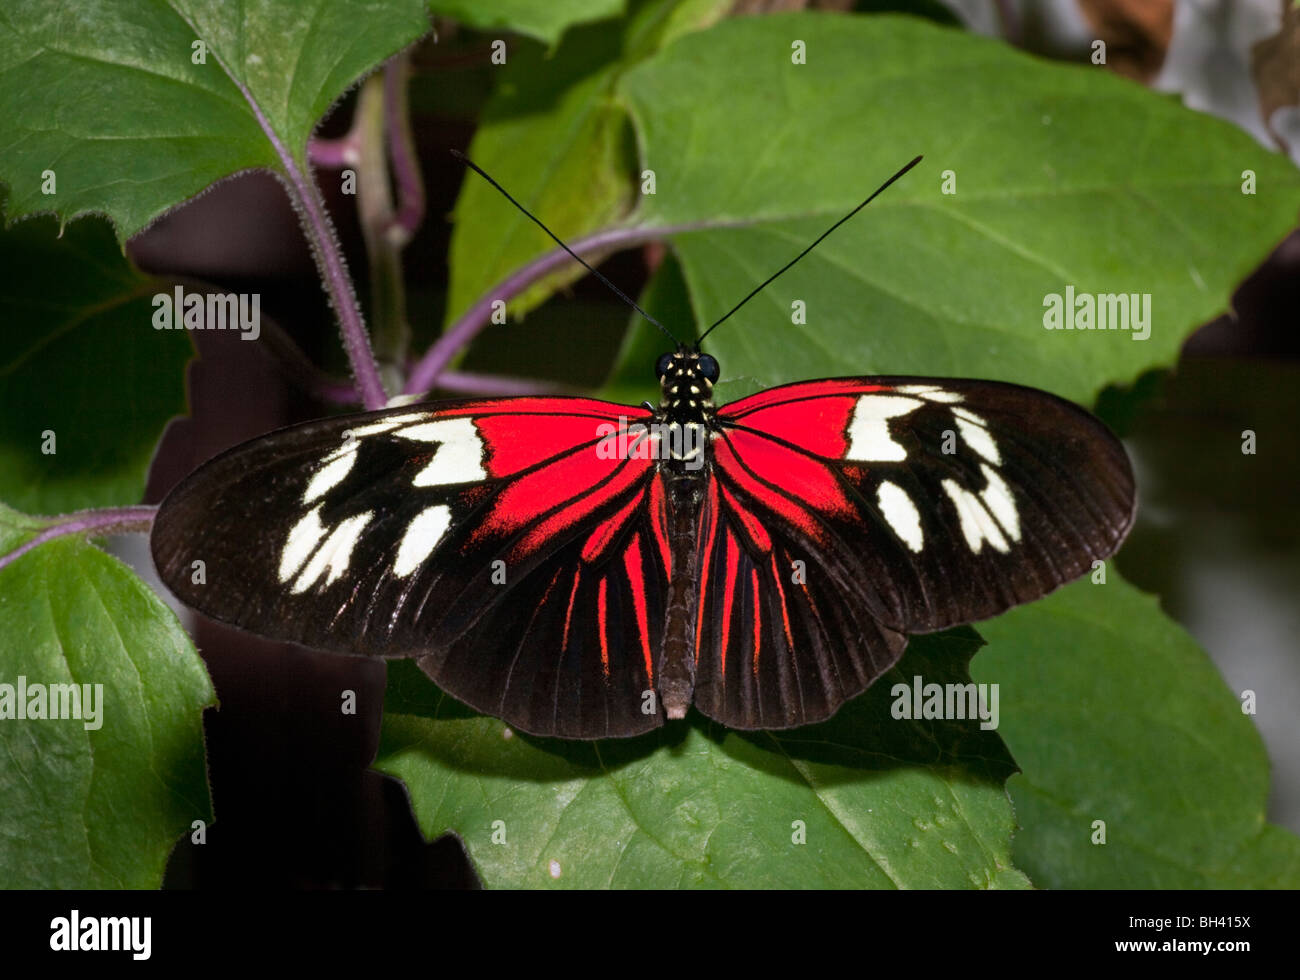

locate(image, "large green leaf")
[[431, 0, 627, 44], [974, 575, 1300, 889], [614, 13, 1300, 405], [0, 0, 429, 241], [598, 250, 695, 405], [376, 631, 1030, 889], [446, 0, 730, 326], [0, 504, 215, 888], [0, 215, 190, 513]]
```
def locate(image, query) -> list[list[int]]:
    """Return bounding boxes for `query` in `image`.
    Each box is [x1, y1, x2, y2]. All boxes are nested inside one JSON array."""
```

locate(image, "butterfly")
[[150, 156, 1136, 739]]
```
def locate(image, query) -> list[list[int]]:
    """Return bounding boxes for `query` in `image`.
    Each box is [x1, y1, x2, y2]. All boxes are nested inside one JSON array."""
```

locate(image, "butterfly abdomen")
[[659, 468, 707, 719]]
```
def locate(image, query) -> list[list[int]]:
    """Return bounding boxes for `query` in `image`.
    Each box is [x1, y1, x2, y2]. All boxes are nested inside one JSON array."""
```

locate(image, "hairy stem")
[[233, 77, 388, 410], [307, 134, 360, 168], [0, 506, 156, 573], [166, 4, 387, 409]]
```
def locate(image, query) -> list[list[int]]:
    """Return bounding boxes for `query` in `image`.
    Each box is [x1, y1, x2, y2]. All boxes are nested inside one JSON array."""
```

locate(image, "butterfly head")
[[656, 349, 718, 419]]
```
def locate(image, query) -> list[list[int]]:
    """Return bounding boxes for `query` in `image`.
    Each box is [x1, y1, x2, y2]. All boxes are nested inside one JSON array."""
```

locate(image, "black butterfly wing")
[[151, 397, 670, 738], [694, 376, 1135, 729], [414, 478, 672, 739]]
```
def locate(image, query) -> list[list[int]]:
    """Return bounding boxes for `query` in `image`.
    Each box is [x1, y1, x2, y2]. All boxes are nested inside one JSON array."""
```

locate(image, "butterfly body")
[[653, 348, 718, 719]]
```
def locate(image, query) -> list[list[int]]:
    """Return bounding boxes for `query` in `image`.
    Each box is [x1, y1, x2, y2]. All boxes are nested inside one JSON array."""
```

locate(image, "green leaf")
[[445, 0, 730, 326], [376, 631, 1030, 889], [0, 0, 429, 241], [598, 250, 694, 405], [0, 215, 190, 513], [615, 13, 1300, 405], [0, 504, 215, 888], [974, 574, 1300, 888], [431, 0, 627, 44]]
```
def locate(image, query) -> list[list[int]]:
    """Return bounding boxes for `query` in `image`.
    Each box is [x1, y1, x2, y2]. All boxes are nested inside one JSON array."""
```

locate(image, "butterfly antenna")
[[696, 155, 923, 346], [451, 149, 683, 348]]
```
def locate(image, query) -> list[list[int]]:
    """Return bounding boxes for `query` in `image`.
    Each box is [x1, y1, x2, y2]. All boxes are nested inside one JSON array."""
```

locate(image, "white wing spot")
[[279, 506, 327, 582], [320, 438, 359, 464], [305, 411, 444, 504], [393, 504, 453, 578], [896, 385, 964, 403], [302, 445, 359, 503], [846, 394, 924, 462], [549, 860, 562, 879], [951, 407, 1001, 465], [877, 481, 924, 552], [397, 418, 487, 486], [942, 479, 1009, 553], [291, 511, 374, 593], [348, 413, 427, 438], [979, 463, 1020, 541]]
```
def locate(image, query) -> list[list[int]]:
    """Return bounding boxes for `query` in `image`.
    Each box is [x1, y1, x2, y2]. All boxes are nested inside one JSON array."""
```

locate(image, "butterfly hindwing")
[[418, 480, 670, 738], [691, 479, 908, 730], [714, 377, 1136, 635]]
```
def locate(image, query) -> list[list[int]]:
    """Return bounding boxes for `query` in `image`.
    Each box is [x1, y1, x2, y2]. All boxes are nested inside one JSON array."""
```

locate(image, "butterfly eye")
[[655, 352, 675, 377], [696, 353, 719, 382]]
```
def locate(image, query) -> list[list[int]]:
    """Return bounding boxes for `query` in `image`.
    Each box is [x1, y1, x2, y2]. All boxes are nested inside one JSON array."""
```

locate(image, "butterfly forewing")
[[714, 377, 1136, 635]]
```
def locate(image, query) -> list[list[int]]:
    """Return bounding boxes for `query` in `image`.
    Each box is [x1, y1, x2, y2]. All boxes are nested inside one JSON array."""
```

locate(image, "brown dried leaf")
[[1251, 0, 1300, 152], [1077, 0, 1174, 81]]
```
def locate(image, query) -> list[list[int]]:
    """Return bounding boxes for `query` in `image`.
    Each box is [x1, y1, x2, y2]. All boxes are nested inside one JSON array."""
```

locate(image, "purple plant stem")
[[402, 222, 719, 397], [308, 135, 359, 168], [431, 371, 573, 397], [0, 506, 156, 574], [230, 78, 389, 411], [384, 55, 425, 240]]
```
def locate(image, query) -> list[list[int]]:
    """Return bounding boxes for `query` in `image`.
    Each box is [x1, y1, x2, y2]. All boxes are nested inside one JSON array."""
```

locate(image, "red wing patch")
[[506, 457, 651, 561], [581, 492, 644, 563], [719, 482, 772, 554], [474, 401, 649, 477], [719, 379, 888, 419], [646, 472, 672, 573], [622, 535, 655, 680], [712, 428, 855, 543]]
